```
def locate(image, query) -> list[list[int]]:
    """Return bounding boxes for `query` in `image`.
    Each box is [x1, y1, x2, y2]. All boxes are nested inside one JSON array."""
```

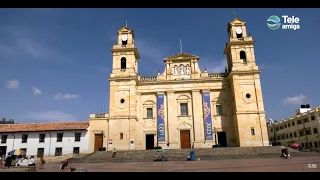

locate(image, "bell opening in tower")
[[121, 34, 128, 46], [235, 27, 243, 39], [240, 51, 247, 63], [121, 57, 127, 70]]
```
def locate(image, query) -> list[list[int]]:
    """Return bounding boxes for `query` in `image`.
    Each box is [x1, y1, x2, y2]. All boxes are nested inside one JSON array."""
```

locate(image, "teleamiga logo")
[[267, 15, 300, 30]]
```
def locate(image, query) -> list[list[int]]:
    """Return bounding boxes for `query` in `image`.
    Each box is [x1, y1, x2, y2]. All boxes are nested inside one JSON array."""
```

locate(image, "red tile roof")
[[0, 121, 89, 133]]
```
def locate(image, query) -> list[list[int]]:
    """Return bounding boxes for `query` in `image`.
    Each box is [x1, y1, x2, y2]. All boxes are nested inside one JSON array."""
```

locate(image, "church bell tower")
[[224, 17, 269, 147], [110, 24, 140, 78], [107, 23, 140, 150]]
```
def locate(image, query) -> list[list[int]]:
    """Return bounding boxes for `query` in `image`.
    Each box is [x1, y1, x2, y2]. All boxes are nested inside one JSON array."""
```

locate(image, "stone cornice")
[[223, 40, 255, 54], [108, 76, 139, 81], [166, 90, 175, 94], [228, 70, 261, 77], [191, 89, 201, 93], [139, 77, 228, 85], [108, 116, 139, 121], [234, 111, 266, 115], [110, 47, 140, 59]]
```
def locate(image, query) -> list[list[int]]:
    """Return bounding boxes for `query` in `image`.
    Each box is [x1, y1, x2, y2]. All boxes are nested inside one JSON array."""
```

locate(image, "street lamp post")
[[302, 121, 309, 148], [154, 133, 159, 149], [273, 124, 277, 144], [213, 127, 217, 145]]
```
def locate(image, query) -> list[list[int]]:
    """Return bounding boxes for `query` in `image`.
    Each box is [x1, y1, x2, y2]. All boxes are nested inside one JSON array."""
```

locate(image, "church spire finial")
[[125, 19, 128, 27], [180, 39, 183, 53], [233, 9, 236, 19]]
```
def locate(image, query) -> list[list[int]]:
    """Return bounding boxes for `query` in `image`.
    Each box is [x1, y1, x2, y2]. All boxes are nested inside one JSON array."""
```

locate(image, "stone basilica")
[[87, 17, 269, 152]]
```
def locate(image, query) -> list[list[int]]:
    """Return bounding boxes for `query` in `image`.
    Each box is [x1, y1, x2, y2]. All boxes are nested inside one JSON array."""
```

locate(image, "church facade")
[[88, 18, 270, 152]]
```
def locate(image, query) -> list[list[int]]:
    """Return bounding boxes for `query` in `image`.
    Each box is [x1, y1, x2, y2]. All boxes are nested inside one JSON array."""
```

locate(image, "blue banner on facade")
[[202, 92, 213, 140], [157, 94, 165, 142]]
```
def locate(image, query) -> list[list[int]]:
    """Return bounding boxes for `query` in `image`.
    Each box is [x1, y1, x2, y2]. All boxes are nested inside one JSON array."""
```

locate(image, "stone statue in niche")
[[180, 65, 184, 75], [174, 66, 178, 75], [186, 65, 190, 74]]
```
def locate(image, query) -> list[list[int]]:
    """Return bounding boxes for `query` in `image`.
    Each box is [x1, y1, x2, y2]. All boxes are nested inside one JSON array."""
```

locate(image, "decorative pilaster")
[[166, 91, 176, 145], [191, 90, 204, 143]]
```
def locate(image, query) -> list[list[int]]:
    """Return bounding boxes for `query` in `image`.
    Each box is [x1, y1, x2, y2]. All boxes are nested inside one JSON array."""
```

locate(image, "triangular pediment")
[[229, 18, 246, 25], [164, 53, 199, 61], [118, 26, 133, 34]]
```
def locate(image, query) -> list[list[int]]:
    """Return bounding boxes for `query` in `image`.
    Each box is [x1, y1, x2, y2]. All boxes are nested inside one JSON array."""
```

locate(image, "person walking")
[[39, 156, 45, 169], [112, 148, 117, 158]]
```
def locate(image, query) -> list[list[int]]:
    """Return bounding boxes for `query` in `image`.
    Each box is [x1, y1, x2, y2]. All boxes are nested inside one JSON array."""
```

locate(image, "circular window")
[[246, 93, 251, 99], [120, 99, 125, 103]]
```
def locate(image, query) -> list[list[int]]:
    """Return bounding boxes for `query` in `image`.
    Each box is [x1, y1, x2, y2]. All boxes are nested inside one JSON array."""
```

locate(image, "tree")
[[0, 118, 15, 124]]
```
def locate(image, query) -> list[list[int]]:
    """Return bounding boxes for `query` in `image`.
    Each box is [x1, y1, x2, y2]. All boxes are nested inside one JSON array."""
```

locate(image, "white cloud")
[[25, 111, 78, 123], [54, 93, 79, 100], [0, 26, 68, 62], [32, 87, 42, 95], [7, 79, 19, 89], [17, 38, 47, 57], [282, 94, 308, 105]]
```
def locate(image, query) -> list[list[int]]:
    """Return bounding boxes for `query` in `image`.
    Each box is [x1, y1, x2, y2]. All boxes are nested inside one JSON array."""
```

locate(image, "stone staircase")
[[70, 146, 320, 163]]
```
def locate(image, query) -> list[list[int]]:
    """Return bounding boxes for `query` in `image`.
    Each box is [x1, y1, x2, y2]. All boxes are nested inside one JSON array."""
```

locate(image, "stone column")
[[191, 90, 204, 147], [166, 91, 177, 146], [194, 60, 200, 73], [166, 63, 170, 75], [168, 61, 172, 74], [136, 92, 143, 149], [191, 59, 195, 74]]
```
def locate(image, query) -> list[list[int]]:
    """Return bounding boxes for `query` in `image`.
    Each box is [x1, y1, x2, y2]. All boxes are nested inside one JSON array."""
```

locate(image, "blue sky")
[[1, 8, 319, 123]]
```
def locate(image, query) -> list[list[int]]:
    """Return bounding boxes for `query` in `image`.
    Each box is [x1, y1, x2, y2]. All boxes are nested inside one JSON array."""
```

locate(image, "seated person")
[[60, 160, 69, 171], [28, 156, 36, 166]]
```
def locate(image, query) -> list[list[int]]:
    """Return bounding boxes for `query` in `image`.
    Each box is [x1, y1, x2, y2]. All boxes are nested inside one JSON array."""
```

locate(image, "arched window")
[[121, 57, 126, 70], [173, 65, 178, 75], [240, 51, 247, 63], [236, 32, 243, 38], [121, 34, 128, 46], [180, 64, 184, 75], [186, 64, 190, 74], [122, 40, 127, 46]]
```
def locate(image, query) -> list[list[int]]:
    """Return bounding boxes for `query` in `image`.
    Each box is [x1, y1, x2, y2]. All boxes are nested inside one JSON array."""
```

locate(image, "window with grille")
[[55, 148, 62, 156], [73, 147, 80, 154], [147, 108, 153, 118], [1, 135, 7, 143], [22, 134, 28, 143], [180, 103, 188, 116], [39, 134, 45, 143], [216, 105, 223, 115], [37, 148, 44, 157], [75, 133, 81, 142], [57, 133, 63, 142]]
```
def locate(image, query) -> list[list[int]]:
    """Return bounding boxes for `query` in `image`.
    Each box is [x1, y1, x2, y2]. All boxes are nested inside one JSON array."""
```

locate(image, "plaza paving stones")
[[38, 156, 320, 172]]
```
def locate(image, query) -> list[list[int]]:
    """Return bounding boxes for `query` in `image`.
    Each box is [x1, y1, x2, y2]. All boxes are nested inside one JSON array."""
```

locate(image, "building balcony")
[[89, 113, 109, 119], [140, 76, 157, 82], [208, 73, 228, 78]]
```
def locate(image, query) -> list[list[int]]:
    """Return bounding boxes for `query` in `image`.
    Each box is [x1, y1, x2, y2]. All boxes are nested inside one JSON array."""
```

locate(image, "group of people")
[[153, 149, 198, 162], [0, 154, 46, 169]]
